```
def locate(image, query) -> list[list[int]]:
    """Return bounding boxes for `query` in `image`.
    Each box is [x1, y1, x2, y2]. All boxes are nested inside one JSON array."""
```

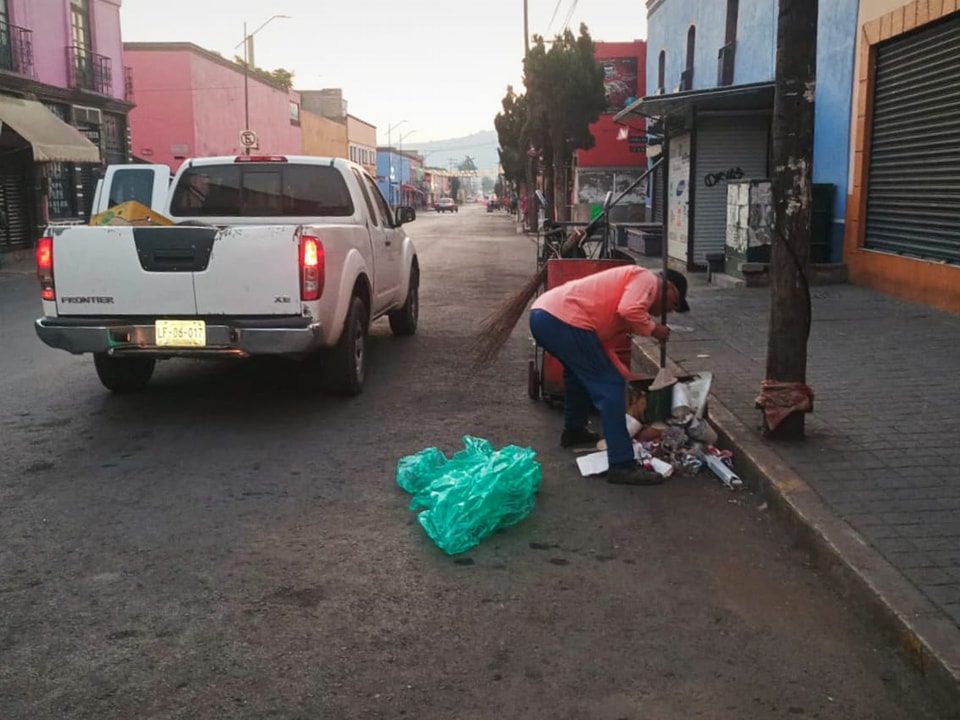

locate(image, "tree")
[[450, 176, 462, 201], [523, 24, 606, 221], [481, 176, 495, 193], [270, 68, 295, 89], [233, 56, 295, 89], [458, 156, 478, 173], [494, 86, 529, 192]]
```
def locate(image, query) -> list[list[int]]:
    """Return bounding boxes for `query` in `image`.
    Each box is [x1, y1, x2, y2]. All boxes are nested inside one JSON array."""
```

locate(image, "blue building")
[[376, 147, 423, 208], [617, 0, 859, 269]]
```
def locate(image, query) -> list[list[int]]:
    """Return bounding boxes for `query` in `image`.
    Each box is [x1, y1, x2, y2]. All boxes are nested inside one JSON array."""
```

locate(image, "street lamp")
[[236, 14, 291, 153], [386, 120, 407, 206], [398, 129, 417, 207]]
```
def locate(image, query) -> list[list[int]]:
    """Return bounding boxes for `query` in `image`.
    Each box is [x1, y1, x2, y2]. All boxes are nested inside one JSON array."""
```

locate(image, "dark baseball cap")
[[665, 269, 690, 313]]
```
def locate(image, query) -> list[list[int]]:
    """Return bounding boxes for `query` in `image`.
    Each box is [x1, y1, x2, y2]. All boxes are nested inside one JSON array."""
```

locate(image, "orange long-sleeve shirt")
[[531, 265, 660, 378]]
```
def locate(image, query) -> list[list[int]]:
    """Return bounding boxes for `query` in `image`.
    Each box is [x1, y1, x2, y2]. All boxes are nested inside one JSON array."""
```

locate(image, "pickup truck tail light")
[[300, 234, 324, 301], [36, 236, 55, 301]]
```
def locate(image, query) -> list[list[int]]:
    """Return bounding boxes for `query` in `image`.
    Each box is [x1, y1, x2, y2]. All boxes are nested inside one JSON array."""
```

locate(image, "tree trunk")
[[543, 141, 555, 225], [763, 0, 818, 439]]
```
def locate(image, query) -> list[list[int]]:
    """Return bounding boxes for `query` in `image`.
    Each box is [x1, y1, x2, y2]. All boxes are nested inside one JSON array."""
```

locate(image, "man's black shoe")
[[606, 461, 665, 486], [560, 428, 601, 448]]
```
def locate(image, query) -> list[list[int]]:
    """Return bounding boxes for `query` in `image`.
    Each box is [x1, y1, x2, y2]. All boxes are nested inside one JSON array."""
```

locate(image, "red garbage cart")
[[528, 256, 633, 403]]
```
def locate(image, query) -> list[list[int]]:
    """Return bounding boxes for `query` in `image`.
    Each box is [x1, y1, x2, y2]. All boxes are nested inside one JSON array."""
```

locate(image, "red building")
[[573, 40, 647, 222]]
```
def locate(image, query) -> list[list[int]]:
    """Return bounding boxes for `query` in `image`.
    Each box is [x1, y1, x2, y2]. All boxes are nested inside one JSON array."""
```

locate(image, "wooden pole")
[[763, 0, 818, 439], [660, 134, 670, 369]]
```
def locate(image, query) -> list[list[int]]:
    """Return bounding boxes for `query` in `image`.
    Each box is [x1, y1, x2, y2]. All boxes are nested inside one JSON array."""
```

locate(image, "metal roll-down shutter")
[[692, 114, 769, 265], [865, 13, 960, 263]]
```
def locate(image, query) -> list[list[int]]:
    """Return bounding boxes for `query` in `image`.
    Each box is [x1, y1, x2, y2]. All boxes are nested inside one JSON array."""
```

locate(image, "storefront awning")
[[0, 95, 101, 163], [402, 183, 424, 194], [614, 82, 775, 123]]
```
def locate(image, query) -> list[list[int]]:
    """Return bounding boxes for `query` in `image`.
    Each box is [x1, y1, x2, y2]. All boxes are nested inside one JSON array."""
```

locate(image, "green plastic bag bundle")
[[396, 436, 542, 555]]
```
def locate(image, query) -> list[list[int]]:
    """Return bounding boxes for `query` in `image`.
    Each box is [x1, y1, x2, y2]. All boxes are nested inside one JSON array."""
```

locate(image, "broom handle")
[[660, 138, 670, 369]]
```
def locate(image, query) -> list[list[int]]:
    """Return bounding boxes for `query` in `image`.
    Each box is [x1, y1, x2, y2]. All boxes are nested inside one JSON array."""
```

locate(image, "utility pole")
[[760, 0, 818, 439], [387, 120, 407, 207], [237, 15, 290, 156], [523, 0, 535, 230], [243, 22, 249, 155], [523, 0, 530, 55]]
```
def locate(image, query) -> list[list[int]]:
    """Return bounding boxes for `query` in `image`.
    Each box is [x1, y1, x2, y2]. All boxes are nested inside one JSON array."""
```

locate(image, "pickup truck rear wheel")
[[93, 353, 155, 393], [389, 267, 419, 337], [326, 295, 368, 396]]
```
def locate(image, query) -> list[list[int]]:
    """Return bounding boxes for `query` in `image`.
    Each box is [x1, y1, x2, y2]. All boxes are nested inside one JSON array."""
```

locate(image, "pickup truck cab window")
[[363, 173, 395, 228], [352, 168, 379, 227], [108, 168, 157, 207], [170, 163, 355, 217]]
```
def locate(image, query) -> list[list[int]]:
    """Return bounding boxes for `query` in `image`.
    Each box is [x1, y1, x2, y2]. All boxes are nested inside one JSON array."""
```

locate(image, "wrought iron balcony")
[[0, 20, 35, 77], [66, 45, 113, 95], [717, 41, 736, 87], [124, 66, 135, 103]]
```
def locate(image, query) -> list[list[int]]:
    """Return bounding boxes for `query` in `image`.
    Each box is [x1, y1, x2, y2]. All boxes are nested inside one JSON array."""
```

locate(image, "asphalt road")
[[0, 205, 949, 719]]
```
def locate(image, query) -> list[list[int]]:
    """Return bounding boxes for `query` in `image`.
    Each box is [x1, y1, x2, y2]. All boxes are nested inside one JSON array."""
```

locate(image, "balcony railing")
[[717, 41, 736, 87], [680, 68, 694, 92], [124, 66, 134, 103], [0, 20, 35, 77], [66, 45, 113, 95]]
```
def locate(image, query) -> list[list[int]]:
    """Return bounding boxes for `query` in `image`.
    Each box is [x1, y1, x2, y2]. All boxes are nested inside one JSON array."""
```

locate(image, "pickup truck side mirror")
[[395, 206, 416, 225]]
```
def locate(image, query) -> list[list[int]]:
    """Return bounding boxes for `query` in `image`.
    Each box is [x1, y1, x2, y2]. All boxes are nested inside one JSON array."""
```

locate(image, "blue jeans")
[[529, 309, 632, 465]]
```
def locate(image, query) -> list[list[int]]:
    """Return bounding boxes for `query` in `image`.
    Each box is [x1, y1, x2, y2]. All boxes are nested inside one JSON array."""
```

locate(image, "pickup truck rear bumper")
[[35, 317, 324, 358]]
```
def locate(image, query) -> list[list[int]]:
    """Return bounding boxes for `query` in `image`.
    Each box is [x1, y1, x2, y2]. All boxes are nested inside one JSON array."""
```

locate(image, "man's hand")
[[651, 324, 671, 343]]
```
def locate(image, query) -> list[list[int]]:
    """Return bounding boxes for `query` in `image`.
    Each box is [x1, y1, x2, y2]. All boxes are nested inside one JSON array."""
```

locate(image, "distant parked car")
[[437, 197, 457, 213], [486, 195, 500, 212]]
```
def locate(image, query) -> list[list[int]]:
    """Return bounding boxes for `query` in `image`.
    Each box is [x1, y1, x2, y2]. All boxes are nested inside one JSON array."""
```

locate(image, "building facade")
[[844, 0, 960, 313], [622, 0, 858, 270], [376, 148, 423, 207], [574, 40, 647, 223], [346, 114, 377, 177], [124, 42, 302, 171], [301, 108, 347, 158], [1, 0, 132, 250]]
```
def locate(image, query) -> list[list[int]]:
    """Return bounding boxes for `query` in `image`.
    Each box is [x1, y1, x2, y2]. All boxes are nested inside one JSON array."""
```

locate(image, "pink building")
[[1, 0, 133, 249], [125, 42, 303, 171]]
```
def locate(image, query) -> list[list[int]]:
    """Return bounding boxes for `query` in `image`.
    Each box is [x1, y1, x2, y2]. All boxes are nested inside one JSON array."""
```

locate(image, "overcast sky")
[[120, 0, 647, 144]]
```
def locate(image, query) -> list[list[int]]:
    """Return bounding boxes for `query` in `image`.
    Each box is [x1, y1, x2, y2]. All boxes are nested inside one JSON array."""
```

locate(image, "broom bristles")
[[471, 265, 548, 369]]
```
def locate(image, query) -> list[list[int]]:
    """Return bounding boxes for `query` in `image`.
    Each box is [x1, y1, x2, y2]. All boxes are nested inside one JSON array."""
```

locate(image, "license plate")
[[155, 319, 206, 347]]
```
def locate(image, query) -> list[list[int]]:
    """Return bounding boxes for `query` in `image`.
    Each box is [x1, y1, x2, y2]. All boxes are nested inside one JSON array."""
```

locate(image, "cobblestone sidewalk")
[[651, 272, 960, 627]]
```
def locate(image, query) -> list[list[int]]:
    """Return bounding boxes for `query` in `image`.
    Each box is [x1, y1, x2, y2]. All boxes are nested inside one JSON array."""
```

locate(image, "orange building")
[[844, 1, 960, 313]]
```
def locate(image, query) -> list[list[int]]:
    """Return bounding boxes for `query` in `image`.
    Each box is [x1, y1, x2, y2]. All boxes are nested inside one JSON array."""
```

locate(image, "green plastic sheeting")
[[397, 436, 542, 555]]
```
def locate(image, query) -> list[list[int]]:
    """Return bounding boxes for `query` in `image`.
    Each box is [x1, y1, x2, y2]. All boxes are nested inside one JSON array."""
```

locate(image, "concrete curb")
[[633, 337, 960, 713]]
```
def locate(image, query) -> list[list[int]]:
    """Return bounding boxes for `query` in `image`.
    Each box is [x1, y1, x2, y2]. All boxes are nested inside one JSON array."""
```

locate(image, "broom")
[[472, 160, 664, 370], [471, 225, 590, 369]]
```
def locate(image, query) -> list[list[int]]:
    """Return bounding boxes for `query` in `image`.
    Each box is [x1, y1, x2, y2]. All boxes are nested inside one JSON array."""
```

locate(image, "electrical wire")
[[546, 0, 564, 31], [561, 0, 580, 30]]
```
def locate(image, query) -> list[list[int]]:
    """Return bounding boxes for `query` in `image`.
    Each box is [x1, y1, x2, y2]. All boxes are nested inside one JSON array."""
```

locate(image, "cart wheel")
[[528, 359, 541, 400]]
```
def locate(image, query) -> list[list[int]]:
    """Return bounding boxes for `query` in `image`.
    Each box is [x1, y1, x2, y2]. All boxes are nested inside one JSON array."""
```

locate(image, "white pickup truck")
[[35, 155, 420, 395]]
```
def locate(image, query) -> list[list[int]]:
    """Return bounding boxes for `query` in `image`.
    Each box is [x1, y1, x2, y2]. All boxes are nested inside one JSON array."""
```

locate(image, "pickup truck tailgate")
[[193, 225, 302, 315], [53, 226, 202, 316]]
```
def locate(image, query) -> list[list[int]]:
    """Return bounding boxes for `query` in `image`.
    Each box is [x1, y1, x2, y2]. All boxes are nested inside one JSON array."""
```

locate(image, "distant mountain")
[[407, 131, 500, 175]]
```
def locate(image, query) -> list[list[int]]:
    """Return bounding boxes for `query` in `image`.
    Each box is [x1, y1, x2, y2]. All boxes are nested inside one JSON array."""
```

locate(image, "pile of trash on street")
[[576, 371, 743, 490]]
